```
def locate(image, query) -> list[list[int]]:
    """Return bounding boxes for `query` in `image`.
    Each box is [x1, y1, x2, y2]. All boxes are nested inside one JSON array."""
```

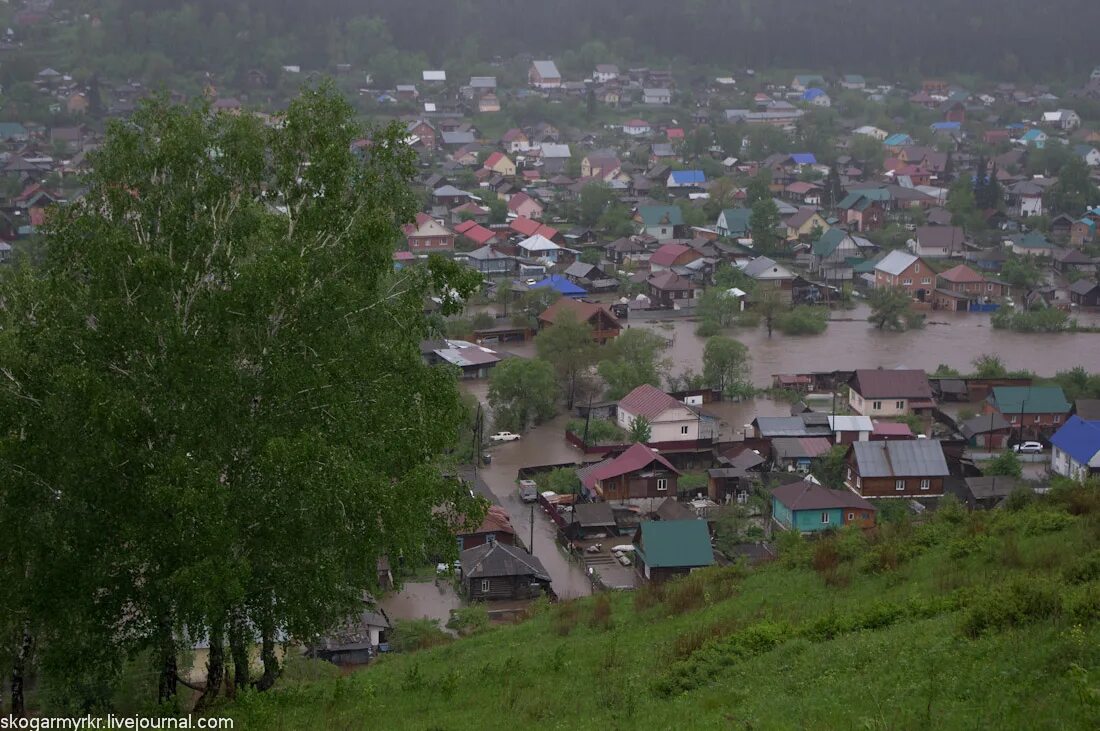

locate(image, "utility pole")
[[472, 403, 482, 484], [529, 501, 535, 555]]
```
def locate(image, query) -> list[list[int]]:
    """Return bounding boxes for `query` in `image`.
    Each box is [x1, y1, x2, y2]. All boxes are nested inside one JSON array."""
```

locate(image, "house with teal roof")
[[716, 208, 753, 238], [1006, 231, 1054, 256], [811, 228, 876, 272], [0, 122, 29, 142], [635, 205, 683, 241], [791, 74, 826, 91], [632, 519, 714, 583], [985, 386, 1071, 440], [841, 74, 866, 89], [1019, 128, 1048, 149], [884, 133, 914, 148]]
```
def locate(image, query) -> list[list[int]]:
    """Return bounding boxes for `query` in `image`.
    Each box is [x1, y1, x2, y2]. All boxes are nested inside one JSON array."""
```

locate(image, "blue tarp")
[[530, 274, 587, 297]]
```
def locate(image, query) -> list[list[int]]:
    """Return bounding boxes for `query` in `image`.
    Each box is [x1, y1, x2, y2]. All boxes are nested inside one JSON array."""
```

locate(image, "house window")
[[847, 467, 852, 481], [920, 479, 931, 491], [681, 425, 689, 435], [1034, 415, 1041, 423], [987, 283, 994, 291], [480, 579, 490, 593], [856, 476, 862, 490], [821, 512, 830, 524], [895, 479, 905, 491], [657, 478, 668, 491], [1010, 415, 1018, 424], [872, 401, 882, 410], [896, 401, 904, 410], [484, 533, 495, 543], [1054, 415, 1061, 423], [848, 512, 855, 521], [921, 277, 931, 285], [903, 278, 912, 286], [914, 263, 921, 273]]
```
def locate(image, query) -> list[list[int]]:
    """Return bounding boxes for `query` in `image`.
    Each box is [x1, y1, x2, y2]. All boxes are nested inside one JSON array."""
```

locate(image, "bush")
[[391, 619, 451, 653], [446, 605, 490, 636], [811, 538, 841, 575], [669, 621, 733, 661], [961, 579, 1062, 637], [1065, 583, 1100, 623], [992, 307, 1070, 332], [565, 418, 626, 446], [774, 306, 828, 335], [589, 594, 613, 631], [694, 318, 721, 337], [1064, 550, 1100, 584], [633, 581, 666, 612]]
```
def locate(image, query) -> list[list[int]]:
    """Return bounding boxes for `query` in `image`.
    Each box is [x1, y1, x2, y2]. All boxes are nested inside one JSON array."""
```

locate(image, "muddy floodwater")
[[380, 581, 462, 626]]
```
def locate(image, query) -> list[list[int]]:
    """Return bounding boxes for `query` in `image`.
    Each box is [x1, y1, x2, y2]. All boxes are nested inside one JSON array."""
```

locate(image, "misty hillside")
[[55, 0, 1096, 80]]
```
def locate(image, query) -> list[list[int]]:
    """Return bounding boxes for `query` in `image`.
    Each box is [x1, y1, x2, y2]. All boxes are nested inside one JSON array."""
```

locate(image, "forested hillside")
[[52, 0, 1097, 83]]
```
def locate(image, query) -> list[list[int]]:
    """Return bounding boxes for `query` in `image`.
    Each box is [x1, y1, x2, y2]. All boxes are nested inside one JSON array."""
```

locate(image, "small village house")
[[648, 243, 702, 272], [845, 439, 950, 498], [847, 369, 935, 423], [633, 520, 714, 583], [615, 384, 712, 447], [529, 60, 562, 89], [579, 443, 681, 501], [873, 250, 934, 300], [537, 298, 621, 343], [460, 541, 551, 601], [984, 386, 1071, 441], [456, 505, 515, 550], [1051, 416, 1100, 480], [771, 480, 876, 533], [647, 270, 699, 308], [403, 212, 455, 253]]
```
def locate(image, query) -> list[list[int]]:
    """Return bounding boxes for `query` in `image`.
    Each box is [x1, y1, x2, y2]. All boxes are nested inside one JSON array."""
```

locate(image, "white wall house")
[[616, 384, 702, 443]]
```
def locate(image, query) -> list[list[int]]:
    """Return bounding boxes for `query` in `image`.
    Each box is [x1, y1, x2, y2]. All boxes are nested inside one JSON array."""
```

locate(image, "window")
[[657, 478, 668, 491], [856, 476, 862, 490], [681, 425, 689, 435], [1010, 415, 1018, 424], [921, 277, 931, 285], [920, 479, 931, 491], [846, 467, 852, 481], [896, 401, 904, 410], [848, 512, 855, 521], [1034, 415, 1041, 423], [903, 278, 913, 286], [987, 283, 994, 291], [1054, 415, 1061, 423], [821, 512, 830, 524], [914, 263, 921, 273], [895, 479, 905, 491], [480, 579, 490, 593], [872, 401, 882, 410]]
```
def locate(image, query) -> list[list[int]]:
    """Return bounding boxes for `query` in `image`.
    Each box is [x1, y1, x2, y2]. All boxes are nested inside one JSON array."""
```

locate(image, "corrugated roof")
[[990, 386, 1070, 415], [874, 249, 919, 276], [852, 440, 949, 478], [1051, 416, 1100, 465], [828, 415, 874, 432], [649, 243, 693, 267], [538, 298, 618, 328], [635, 520, 714, 568], [772, 480, 875, 511], [461, 541, 550, 580], [581, 443, 680, 490], [754, 416, 832, 438], [619, 384, 687, 420], [772, 437, 833, 459]]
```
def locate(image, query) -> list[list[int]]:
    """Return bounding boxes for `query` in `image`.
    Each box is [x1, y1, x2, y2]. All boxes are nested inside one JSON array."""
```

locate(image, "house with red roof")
[[616, 384, 709, 445], [932, 263, 1007, 311], [454, 219, 500, 247], [578, 442, 682, 500], [665, 127, 685, 141], [457, 505, 516, 550], [509, 216, 558, 241], [506, 192, 544, 220], [648, 243, 702, 272], [537, 298, 620, 343], [482, 151, 516, 176], [403, 212, 455, 253]]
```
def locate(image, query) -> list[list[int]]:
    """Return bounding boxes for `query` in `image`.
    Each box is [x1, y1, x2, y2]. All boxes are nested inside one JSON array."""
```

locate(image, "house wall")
[[598, 472, 678, 500], [848, 387, 912, 417], [1052, 446, 1100, 480], [408, 234, 455, 252], [617, 405, 700, 442], [846, 465, 945, 497], [467, 575, 547, 601], [792, 507, 842, 532], [983, 403, 1068, 439]]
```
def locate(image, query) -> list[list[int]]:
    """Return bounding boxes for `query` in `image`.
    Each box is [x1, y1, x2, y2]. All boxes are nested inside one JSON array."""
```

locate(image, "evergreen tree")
[[973, 155, 989, 209], [824, 162, 844, 210], [987, 163, 1003, 211], [943, 150, 954, 182]]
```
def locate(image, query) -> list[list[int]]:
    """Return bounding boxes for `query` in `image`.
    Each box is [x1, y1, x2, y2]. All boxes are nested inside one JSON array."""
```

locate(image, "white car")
[[1013, 441, 1043, 454], [490, 431, 521, 442]]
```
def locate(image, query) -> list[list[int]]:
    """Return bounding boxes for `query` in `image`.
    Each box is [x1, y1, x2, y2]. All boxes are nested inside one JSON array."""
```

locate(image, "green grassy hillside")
[[228, 487, 1100, 730]]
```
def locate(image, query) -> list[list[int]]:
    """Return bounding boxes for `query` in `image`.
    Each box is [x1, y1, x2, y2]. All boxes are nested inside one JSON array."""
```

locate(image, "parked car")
[[1013, 441, 1043, 454], [518, 479, 538, 503], [490, 431, 521, 442]]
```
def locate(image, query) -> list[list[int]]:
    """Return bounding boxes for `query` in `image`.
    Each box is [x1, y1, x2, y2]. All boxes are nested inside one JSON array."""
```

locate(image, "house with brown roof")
[[457, 505, 516, 550], [648, 243, 702, 272], [403, 212, 455, 253], [537, 298, 621, 343], [847, 369, 935, 423], [579, 442, 682, 500], [647, 271, 699, 308], [911, 226, 968, 259], [482, 151, 516, 177], [784, 207, 829, 242], [932, 264, 1006, 311], [771, 480, 876, 533], [616, 384, 707, 446]]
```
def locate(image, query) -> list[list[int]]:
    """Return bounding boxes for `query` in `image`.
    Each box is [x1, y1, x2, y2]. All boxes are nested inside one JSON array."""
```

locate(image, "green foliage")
[[566, 418, 626, 446], [578, 182, 616, 227], [750, 197, 781, 255], [392, 619, 452, 653], [868, 286, 916, 330], [702, 336, 752, 398], [991, 306, 1071, 332], [597, 329, 671, 400], [984, 451, 1024, 478], [535, 310, 597, 410], [813, 445, 850, 490], [971, 353, 1008, 378], [446, 606, 490, 637], [694, 286, 742, 333], [1050, 158, 1100, 216], [1049, 367, 1100, 402], [534, 467, 582, 496], [488, 358, 559, 432], [1000, 257, 1044, 292], [628, 415, 652, 444], [774, 306, 828, 335]]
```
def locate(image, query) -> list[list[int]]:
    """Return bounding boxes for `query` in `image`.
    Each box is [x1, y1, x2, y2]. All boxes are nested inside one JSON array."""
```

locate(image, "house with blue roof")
[[666, 169, 706, 189], [790, 153, 817, 166], [1019, 129, 1048, 149], [931, 121, 961, 132], [1051, 416, 1100, 481], [884, 133, 914, 148], [529, 274, 587, 298], [802, 88, 831, 107]]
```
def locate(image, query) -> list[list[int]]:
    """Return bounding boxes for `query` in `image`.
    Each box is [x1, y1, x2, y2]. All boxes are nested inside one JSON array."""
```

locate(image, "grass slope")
[[229, 492, 1100, 730]]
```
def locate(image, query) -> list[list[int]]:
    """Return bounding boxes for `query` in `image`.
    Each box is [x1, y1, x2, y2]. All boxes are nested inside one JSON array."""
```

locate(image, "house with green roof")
[[632, 519, 714, 582], [716, 207, 752, 238], [984, 386, 1071, 441], [841, 74, 866, 90], [811, 228, 876, 272], [1006, 231, 1054, 257], [791, 74, 826, 91], [0, 122, 29, 142], [635, 205, 683, 241]]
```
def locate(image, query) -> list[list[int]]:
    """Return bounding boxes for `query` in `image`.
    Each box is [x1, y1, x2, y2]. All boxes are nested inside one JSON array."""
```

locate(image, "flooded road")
[[633, 305, 1100, 386], [380, 581, 462, 626]]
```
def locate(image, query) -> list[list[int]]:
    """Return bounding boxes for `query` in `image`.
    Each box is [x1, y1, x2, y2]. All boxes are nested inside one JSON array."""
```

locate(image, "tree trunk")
[[193, 621, 225, 712], [228, 609, 250, 696], [156, 616, 178, 705], [10, 627, 31, 718], [255, 620, 279, 692]]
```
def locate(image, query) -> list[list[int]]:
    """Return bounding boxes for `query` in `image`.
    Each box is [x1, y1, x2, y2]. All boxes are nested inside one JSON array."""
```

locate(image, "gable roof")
[[916, 226, 966, 250], [718, 208, 753, 235], [959, 413, 1011, 439], [851, 439, 949, 478], [647, 270, 697, 291], [460, 541, 550, 581], [581, 443, 680, 490], [638, 205, 683, 227], [939, 264, 985, 284], [772, 480, 875, 512], [741, 256, 794, 280], [649, 243, 693, 267], [990, 386, 1070, 415], [532, 60, 561, 79], [874, 249, 920, 276], [1051, 416, 1100, 465], [635, 520, 714, 568], [538, 297, 619, 328], [786, 207, 823, 230], [619, 384, 687, 421], [772, 437, 833, 460], [668, 170, 706, 186], [850, 369, 932, 400], [530, 274, 586, 296]]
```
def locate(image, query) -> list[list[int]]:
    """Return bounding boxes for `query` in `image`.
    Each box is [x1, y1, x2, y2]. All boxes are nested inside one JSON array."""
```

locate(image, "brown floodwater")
[[380, 581, 462, 626]]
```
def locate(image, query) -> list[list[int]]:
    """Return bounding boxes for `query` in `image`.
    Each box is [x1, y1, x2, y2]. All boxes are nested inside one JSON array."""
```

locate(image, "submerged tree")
[[0, 85, 481, 711]]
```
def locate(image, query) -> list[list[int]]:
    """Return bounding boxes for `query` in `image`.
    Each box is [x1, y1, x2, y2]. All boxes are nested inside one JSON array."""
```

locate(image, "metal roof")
[[828, 415, 874, 432], [772, 481, 875, 512], [852, 440, 949, 478], [635, 520, 714, 568], [1050, 416, 1100, 465], [874, 249, 919, 276], [461, 541, 550, 581]]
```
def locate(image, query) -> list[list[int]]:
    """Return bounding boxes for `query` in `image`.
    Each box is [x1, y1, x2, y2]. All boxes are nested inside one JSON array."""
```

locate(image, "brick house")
[[932, 263, 1007, 311], [845, 439, 950, 498], [984, 386, 1071, 441], [403, 212, 455, 253], [873, 250, 934, 300]]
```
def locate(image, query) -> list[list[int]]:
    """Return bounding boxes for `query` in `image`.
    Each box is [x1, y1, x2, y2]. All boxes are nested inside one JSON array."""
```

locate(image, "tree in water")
[[868, 287, 915, 330]]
